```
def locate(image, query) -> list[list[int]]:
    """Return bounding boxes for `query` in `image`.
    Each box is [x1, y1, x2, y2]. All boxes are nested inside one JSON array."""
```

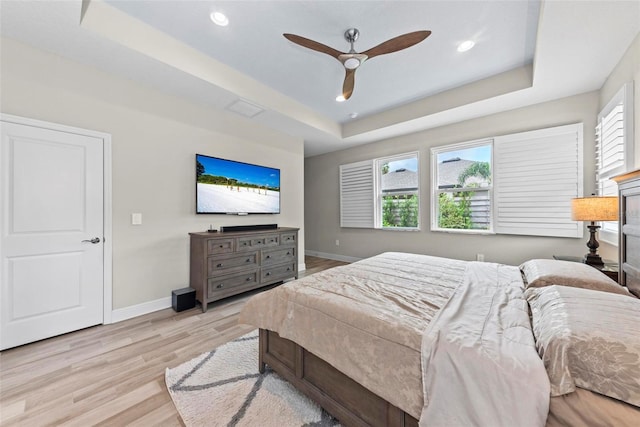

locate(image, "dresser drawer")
[[237, 236, 269, 251], [208, 252, 258, 274], [208, 270, 258, 297], [280, 232, 296, 245], [238, 234, 279, 249], [262, 246, 296, 266], [264, 234, 279, 247], [207, 238, 234, 255], [262, 262, 296, 282]]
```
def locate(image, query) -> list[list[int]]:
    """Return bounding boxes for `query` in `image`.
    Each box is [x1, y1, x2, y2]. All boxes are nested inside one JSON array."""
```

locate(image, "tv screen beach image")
[[196, 156, 280, 214]]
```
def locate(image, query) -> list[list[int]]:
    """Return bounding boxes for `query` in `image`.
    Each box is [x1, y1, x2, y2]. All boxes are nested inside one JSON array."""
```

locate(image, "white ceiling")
[[1, 1, 639, 157]]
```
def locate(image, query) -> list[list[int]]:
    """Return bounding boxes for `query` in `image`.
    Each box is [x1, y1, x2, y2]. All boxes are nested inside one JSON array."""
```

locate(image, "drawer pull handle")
[[246, 258, 251, 262], [216, 263, 223, 268], [266, 255, 271, 259], [242, 242, 247, 246], [266, 272, 271, 276], [219, 245, 224, 248], [217, 283, 224, 288], [286, 252, 291, 255], [246, 277, 252, 281], [287, 267, 291, 271]]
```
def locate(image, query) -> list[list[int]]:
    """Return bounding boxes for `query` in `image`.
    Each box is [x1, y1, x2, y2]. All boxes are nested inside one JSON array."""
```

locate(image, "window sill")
[[430, 227, 494, 235], [378, 227, 421, 232]]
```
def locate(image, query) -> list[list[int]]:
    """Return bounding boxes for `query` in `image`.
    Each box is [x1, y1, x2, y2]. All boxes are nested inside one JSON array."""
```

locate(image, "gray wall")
[[305, 91, 617, 266], [1, 38, 305, 311]]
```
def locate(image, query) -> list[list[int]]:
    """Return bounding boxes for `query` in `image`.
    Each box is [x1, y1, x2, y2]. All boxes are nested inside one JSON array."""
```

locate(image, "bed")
[[239, 174, 640, 426], [240, 252, 639, 426]]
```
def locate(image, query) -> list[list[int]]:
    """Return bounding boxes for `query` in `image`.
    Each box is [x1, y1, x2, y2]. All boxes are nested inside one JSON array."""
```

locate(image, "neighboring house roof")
[[381, 169, 418, 192], [438, 158, 489, 188]]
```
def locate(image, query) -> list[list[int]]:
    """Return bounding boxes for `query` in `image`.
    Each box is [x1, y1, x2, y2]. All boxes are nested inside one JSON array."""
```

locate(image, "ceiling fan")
[[283, 28, 431, 101]]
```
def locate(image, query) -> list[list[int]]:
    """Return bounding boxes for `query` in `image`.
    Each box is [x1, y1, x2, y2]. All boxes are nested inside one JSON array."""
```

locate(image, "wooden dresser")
[[613, 169, 640, 298], [189, 227, 299, 312]]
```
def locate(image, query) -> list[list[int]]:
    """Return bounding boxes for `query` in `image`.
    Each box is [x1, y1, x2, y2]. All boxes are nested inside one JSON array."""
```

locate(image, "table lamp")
[[571, 196, 619, 266]]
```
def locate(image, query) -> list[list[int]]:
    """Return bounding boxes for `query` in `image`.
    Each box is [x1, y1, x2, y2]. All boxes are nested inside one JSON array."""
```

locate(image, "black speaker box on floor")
[[172, 287, 196, 312]]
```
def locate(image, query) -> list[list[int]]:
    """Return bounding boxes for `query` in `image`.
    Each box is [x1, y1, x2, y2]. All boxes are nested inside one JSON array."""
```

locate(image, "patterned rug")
[[165, 330, 341, 427]]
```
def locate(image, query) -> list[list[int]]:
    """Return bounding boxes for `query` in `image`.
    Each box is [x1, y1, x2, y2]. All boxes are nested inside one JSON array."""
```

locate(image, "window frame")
[[375, 151, 420, 230], [431, 139, 494, 234], [596, 82, 634, 245]]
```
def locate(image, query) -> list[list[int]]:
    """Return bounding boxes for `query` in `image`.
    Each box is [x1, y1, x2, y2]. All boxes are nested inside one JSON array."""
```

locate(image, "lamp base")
[[583, 253, 604, 267], [583, 222, 604, 267]]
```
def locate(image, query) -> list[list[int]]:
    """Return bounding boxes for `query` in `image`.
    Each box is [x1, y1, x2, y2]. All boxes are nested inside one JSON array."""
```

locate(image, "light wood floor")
[[0, 256, 348, 426]]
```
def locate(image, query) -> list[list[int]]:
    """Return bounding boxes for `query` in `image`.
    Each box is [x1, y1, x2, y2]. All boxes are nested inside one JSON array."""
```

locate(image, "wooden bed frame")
[[258, 329, 418, 427]]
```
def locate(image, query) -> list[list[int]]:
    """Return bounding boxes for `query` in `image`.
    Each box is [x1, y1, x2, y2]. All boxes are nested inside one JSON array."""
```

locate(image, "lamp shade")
[[571, 196, 619, 221]]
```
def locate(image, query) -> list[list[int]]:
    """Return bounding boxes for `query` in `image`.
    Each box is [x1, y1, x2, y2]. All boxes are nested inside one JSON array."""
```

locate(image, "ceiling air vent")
[[226, 99, 264, 118]]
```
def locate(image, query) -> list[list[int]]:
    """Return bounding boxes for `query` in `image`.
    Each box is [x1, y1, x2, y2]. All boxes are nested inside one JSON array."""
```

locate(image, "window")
[[431, 123, 584, 238], [432, 141, 492, 232], [377, 153, 419, 229], [340, 152, 419, 229], [596, 82, 634, 244]]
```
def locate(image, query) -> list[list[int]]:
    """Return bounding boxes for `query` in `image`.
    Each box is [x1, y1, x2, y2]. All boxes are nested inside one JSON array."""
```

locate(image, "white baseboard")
[[110, 260, 307, 324], [108, 262, 308, 324], [305, 250, 362, 263], [110, 296, 172, 323]]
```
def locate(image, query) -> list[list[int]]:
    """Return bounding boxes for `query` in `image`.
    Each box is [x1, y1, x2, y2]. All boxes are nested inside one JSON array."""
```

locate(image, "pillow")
[[520, 259, 630, 296], [526, 285, 640, 407]]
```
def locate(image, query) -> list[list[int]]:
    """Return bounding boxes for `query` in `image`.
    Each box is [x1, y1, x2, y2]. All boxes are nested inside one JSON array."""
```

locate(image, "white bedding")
[[420, 261, 550, 426]]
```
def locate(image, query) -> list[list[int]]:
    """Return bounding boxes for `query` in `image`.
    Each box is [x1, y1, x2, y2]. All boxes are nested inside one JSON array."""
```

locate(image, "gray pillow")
[[526, 285, 640, 407], [520, 259, 629, 296]]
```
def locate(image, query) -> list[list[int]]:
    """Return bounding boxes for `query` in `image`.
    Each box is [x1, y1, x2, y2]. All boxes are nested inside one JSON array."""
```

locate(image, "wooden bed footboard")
[[259, 329, 419, 427]]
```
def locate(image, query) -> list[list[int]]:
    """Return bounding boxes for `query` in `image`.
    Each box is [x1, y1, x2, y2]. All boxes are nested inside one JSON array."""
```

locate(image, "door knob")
[[82, 237, 101, 244]]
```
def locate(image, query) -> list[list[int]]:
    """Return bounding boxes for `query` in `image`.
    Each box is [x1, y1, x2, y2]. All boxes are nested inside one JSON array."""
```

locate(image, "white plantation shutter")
[[340, 160, 374, 228], [596, 82, 634, 241], [493, 123, 583, 237], [596, 104, 625, 180]]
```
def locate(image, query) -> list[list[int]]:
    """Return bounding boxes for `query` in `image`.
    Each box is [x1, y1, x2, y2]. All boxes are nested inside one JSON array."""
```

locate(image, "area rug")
[[165, 330, 341, 427]]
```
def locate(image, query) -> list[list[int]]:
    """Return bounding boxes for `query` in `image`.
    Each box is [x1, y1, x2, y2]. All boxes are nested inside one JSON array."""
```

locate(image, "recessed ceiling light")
[[457, 40, 475, 52], [210, 11, 229, 26], [336, 95, 346, 102], [349, 112, 358, 119]]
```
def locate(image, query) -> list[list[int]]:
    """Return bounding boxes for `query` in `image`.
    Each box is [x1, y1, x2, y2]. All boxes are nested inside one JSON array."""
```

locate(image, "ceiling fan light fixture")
[[457, 40, 475, 52], [210, 11, 229, 26], [284, 29, 431, 100], [343, 57, 360, 69]]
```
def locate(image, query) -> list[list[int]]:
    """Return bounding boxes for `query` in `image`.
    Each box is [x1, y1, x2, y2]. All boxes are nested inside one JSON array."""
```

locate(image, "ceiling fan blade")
[[362, 30, 431, 59], [283, 33, 343, 59], [342, 68, 356, 100]]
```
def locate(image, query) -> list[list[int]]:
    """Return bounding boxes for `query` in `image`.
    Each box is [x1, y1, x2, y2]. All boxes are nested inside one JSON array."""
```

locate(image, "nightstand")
[[552, 255, 619, 282]]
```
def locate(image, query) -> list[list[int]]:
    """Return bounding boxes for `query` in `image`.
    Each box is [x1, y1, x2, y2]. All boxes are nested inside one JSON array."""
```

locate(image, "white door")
[[0, 120, 104, 350]]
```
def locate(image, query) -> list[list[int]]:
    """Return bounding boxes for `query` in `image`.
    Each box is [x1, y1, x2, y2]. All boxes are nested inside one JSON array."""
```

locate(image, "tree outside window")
[[378, 154, 419, 229]]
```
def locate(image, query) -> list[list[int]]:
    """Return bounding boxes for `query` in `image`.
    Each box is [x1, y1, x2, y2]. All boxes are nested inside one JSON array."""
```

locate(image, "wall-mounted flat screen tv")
[[196, 154, 280, 214]]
